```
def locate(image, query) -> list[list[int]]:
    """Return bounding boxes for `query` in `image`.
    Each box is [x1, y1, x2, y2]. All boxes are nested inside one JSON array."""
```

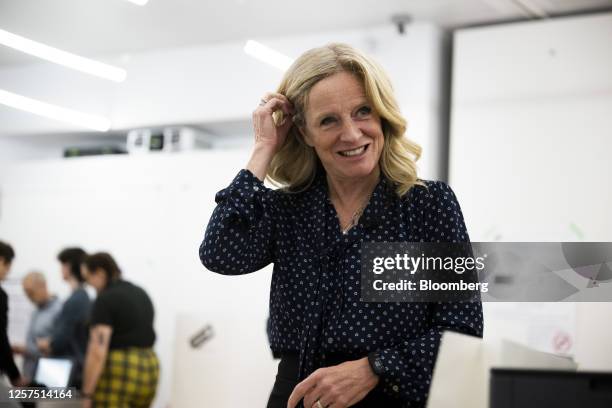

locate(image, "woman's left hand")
[[287, 357, 379, 408]]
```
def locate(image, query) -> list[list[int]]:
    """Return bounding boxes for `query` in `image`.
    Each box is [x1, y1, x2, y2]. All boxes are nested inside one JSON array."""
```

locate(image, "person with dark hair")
[[58, 248, 88, 283], [36, 248, 91, 388], [80, 252, 159, 408], [0, 240, 25, 386]]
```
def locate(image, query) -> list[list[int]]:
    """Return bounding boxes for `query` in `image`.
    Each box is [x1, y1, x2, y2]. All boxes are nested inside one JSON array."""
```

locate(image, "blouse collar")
[[312, 170, 397, 229]]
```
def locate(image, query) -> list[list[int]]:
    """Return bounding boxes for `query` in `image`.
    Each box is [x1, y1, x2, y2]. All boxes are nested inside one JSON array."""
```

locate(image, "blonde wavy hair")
[[268, 43, 422, 197]]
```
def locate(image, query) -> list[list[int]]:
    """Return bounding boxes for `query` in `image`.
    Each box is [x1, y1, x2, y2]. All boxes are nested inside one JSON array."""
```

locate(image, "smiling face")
[[301, 71, 384, 182]]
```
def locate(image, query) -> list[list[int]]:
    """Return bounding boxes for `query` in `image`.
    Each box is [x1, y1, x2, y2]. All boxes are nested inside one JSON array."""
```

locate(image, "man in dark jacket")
[[36, 247, 91, 388], [0, 240, 25, 386]]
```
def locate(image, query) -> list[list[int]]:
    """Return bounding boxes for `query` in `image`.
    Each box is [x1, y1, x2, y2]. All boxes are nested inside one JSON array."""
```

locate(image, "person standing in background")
[[80, 252, 159, 408], [0, 240, 25, 387], [12, 271, 62, 382], [36, 248, 92, 388]]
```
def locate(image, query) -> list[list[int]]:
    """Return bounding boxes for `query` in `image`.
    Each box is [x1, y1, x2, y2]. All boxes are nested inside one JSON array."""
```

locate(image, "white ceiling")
[[0, 0, 611, 67]]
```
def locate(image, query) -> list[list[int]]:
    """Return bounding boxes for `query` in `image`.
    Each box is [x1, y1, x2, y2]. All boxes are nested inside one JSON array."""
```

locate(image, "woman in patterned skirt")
[[80, 252, 159, 408]]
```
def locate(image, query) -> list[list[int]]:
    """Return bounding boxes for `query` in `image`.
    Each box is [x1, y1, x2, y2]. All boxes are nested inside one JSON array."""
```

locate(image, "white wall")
[[0, 139, 52, 172], [450, 13, 612, 363], [0, 150, 282, 407], [0, 23, 447, 179]]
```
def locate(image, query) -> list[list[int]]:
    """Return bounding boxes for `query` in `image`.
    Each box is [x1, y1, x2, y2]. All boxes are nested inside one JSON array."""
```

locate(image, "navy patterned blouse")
[[199, 168, 483, 407]]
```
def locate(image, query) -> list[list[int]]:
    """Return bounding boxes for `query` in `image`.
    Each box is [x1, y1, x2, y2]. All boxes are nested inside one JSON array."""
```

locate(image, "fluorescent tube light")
[[125, 0, 149, 5], [0, 88, 111, 132], [244, 40, 293, 71], [0, 28, 127, 82]]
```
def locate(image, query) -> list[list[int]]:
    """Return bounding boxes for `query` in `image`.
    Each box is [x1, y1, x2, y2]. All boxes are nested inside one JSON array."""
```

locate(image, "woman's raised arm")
[[199, 92, 294, 275]]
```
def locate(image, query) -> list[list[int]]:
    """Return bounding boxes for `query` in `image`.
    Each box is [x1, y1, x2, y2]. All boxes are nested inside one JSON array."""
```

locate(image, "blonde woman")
[[200, 43, 483, 408]]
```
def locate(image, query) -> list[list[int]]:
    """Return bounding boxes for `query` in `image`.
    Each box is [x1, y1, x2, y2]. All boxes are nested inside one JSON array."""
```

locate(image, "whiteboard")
[[449, 13, 612, 359]]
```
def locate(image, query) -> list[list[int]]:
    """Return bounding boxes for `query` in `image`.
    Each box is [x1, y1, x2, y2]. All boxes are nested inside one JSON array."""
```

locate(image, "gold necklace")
[[341, 195, 370, 235]]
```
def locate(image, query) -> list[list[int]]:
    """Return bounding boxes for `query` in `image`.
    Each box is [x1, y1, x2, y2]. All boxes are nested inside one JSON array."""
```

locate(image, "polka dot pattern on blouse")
[[199, 169, 483, 407]]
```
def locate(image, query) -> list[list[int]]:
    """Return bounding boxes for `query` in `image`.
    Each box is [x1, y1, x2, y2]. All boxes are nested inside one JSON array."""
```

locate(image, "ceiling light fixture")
[[0, 28, 127, 82], [0, 88, 111, 132], [244, 40, 293, 71]]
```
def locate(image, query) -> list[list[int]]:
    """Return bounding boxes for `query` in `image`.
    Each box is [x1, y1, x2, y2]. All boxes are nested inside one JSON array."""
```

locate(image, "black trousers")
[[266, 354, 403, 408]]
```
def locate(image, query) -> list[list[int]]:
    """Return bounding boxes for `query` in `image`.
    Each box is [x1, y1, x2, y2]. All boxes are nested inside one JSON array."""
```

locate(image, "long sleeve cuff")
[[371, 303, 483, 406], [213, 169, 273, 228], [374, 331, 442, 406]]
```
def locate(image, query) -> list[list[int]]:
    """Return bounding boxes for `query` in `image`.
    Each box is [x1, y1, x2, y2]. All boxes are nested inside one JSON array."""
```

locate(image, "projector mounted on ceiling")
[[126, 126, 213, 154]]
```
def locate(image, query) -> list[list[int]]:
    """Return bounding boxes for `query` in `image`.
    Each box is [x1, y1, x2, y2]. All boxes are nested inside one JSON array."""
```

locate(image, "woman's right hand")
[[253, 92, 294, 153], [247, 92, 294, 181]]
